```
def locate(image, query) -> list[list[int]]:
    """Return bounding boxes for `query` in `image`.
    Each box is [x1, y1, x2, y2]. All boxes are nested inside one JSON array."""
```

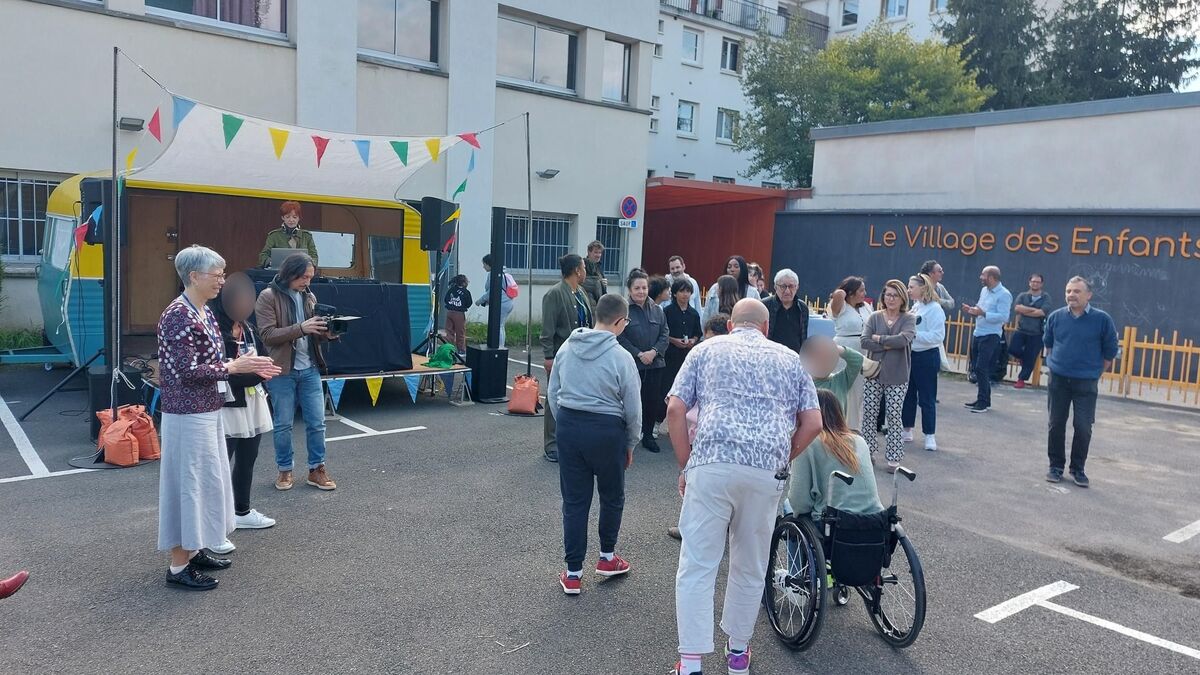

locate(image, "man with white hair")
[[666, 298, 822, 675], [762, 268, 808, 353]]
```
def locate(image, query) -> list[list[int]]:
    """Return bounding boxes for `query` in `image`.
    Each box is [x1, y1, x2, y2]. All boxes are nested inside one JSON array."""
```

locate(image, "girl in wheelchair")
[[786, 389, 883, 521]]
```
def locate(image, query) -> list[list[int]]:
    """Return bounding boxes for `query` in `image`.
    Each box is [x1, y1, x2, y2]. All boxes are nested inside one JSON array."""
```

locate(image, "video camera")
[[313, 303, 353, 337]]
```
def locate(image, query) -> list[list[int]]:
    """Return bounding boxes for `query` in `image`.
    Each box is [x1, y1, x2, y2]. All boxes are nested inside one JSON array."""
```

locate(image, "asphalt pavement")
[[0, 355, 1197, 674]]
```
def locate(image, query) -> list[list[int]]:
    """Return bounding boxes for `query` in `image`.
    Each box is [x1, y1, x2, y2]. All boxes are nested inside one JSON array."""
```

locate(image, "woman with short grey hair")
[[157, 245, 279, 591]]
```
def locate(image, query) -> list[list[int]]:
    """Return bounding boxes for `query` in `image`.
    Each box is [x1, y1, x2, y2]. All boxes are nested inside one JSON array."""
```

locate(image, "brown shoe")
[[668, 526, 682, 541], [307, 464, 336, 491], [275, 471, 294, 491]]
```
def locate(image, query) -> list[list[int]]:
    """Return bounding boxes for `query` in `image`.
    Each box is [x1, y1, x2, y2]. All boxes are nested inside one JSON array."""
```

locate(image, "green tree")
[[739, 24, 989, 187], [940, 0, 1047, 109], [1125, 0, 1199, 92]]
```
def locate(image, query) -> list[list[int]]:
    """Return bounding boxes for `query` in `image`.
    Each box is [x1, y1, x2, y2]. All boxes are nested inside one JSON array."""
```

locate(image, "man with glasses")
[[763, 268, 808, 353]]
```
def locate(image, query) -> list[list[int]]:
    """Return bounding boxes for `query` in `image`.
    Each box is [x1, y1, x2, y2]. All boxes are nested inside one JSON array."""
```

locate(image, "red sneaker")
[[595, 554, 631, 577], [559, 572, 581, 595], [0, 570, 29, 599], [1013, 380, 1026, 389]]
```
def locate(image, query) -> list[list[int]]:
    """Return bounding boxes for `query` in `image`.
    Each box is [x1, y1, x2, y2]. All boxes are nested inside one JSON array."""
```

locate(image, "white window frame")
[[654, 43, 663, 58], [930, 0, 949, 11], [716, 108, 738, 143], [720, 38, 741, 74], [651, 95, 661, 110], [840, 0, 859, 27], [601, 39, 631, 103], [713, 176, 735, 184], [144, 2, 287, 39], [761, 181, 783, 189], [1, 175, 60, 263], [676, 100, 698, 137], [884, 0, 908, 19], [595, 217, 627, 278], [673, 172, 695, 179], [496, 15, 578, 95], [649, 117, 660, 133], [357, 0, 440, 68], [503, 212, 572, 274], [681, 27, 702, 66], [658, 18, 665, 34]]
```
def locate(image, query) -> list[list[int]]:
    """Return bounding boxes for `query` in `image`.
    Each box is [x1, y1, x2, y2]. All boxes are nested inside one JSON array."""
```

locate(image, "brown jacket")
[[255, 283, 330, 375]]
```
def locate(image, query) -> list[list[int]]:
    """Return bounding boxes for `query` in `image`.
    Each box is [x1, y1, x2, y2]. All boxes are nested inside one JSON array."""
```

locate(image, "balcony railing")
[[661, 0, 789, 38]]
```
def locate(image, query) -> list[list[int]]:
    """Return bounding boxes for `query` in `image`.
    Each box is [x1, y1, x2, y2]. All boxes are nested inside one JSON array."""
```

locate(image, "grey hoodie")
[[547, 327, 643, 450]]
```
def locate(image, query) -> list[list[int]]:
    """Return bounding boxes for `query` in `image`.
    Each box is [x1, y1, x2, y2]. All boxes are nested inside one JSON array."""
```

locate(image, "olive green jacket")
[[259, 227, 319, 267], [541, 281, 595, 360]]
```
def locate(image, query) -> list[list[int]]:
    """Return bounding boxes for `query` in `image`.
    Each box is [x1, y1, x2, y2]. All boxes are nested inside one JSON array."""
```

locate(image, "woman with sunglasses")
[[860, 280, 916, 472]]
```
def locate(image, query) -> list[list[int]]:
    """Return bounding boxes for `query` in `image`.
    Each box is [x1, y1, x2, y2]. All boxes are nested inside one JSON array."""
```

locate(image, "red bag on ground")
[[120, 405, 161, 461], [508, 374, 541, 415], [97, 418, 140, 467]]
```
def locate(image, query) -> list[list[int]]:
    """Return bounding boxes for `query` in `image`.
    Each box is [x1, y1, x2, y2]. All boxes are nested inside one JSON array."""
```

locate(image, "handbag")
[[507, 374, 541, 415]]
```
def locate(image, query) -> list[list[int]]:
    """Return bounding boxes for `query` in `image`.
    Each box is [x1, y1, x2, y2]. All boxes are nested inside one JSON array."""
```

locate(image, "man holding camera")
[[256, 253, 337, 491]]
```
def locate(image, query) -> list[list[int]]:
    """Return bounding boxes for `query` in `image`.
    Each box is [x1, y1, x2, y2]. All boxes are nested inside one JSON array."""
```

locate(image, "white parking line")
[[326, 426, 426, 442], [977, 581, 1200, 661], [508, 358, 545, 370], [1163, 519, 1200, 544], [336, 416, 378, 435], [0, 393, 49, 477], [0, 468, 97, 485]]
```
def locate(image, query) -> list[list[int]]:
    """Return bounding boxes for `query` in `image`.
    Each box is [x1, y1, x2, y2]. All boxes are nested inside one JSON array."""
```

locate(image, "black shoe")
[[190, 550, 232, 570], [1071, 471, 1090, 488], [967, 372, 977, 384], [166, 567, 218, 591], [969, 405, 990, 413], [543, 450, 558, 463], [642, 437, 661, 453], [1046, 468, 1063, 483], [963, 400, 981, 408]]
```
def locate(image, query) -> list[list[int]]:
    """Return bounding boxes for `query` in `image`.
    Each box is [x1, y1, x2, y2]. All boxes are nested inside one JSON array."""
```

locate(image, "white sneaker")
[[652, 425, 660, 439], [902, 429, 914, 443], [208, 538, 236, 554], [924, 434, 937, 451], [234, 509, 276, 530]]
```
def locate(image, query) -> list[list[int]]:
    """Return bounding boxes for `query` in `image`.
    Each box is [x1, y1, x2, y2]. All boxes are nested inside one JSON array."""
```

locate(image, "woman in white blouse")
[[827, 276, 873, 430], [902, 273, 947, 451]]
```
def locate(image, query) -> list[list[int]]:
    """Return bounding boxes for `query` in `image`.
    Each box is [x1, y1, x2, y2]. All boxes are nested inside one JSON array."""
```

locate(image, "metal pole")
[[524, 112, 533, 377], [109, 46, 120, 420]]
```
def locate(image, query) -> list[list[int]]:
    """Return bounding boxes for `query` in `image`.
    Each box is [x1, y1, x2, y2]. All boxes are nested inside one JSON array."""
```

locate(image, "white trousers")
[[676, 462, 781, 654]]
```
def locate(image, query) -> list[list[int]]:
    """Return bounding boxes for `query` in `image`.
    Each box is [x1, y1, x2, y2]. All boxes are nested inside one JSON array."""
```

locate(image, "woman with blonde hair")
[[700, 274, 741, 328], [902, 273, 946, 451], [787, 389, 883, 518], [861, 280, 916, 472]]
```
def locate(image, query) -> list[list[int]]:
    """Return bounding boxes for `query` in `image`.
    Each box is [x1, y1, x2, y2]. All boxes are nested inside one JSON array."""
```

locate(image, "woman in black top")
[[617, 269, 669, 453], [659, 277, 702, 426]]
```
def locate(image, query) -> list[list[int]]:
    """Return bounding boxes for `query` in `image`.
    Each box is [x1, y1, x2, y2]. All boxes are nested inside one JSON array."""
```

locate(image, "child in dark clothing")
[[444, 274, 472, 354]]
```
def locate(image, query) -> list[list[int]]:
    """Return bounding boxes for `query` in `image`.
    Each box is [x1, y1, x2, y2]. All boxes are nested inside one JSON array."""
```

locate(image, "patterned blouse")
[[157, 297, 229, 415], [669, 327, 820, 474]]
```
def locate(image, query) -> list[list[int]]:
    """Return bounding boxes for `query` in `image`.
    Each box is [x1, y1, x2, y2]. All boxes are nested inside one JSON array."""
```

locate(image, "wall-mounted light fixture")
[[117, 117, 145, 131], [536, 168, 560, 179]]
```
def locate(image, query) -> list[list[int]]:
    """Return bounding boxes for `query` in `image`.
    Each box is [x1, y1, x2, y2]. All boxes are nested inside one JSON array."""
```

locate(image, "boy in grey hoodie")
[[548, 293, 643, 595]]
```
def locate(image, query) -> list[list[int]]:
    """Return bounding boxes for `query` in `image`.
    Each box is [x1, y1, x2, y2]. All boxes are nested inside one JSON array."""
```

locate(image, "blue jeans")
[[1009, 331, 1043, 382], [266, 366, 327, 471], [902, 348, 939, 434]]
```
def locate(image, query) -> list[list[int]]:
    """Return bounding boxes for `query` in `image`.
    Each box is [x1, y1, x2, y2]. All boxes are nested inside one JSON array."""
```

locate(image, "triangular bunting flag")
[[457, 132, 481, 149], [404, 375, 420, 402], [312, 135, 330, 167], [468, 150, 476, 173], [73, 221, 89, 251], [465, 372, 472, 392], [222, 113, 244, 148], [125, 148, 138, 173], [452, 178, 468, 200], [148, 107, 162, 142], [440, 374, 455, 398], [366, 377, 383, 406], [444, 207, 461, 224], [425, 137, 441, 162], [389, 141, 409, 165], [353, 140, 371, 167], [172, 95, 196, 127], [326, 379, 345, 410], [269, 128, 290, 159]]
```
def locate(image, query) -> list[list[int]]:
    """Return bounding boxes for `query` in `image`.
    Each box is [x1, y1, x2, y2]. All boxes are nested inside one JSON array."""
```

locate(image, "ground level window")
[[1, 176, 58, 263], [504, 212, 571, 273], [595, 217, 626, 277]]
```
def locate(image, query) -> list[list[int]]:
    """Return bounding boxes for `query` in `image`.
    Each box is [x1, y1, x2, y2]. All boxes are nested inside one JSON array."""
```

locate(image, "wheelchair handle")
[[826, 470, 855, 512], [891, 465, 917, 508]]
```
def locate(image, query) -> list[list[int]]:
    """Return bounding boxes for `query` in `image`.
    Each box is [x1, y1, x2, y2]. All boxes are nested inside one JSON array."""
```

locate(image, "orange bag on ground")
[[97, 418, 140, 467], [508, 374, 541, 415], [121, 405, 161, 460]]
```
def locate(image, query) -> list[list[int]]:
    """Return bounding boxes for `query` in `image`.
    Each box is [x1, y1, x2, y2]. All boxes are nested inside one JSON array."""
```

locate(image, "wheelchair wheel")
[[866, 532, 926, 648], [762, 516, 827, 651], [833, 584, 851, 606]]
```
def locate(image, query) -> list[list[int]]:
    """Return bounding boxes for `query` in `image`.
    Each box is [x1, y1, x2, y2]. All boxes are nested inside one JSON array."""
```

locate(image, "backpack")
[[503, 273, 519, 299]]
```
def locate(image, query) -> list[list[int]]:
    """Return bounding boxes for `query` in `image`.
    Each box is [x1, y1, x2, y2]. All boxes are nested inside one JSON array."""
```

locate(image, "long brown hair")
[[817, 389, 859, 473], [716, 275, 740, 315]]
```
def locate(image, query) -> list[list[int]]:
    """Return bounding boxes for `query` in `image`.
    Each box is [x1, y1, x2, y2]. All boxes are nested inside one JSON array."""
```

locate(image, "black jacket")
[[663, 302, 702, 362], [763, 295, 810, 354], [445, 286, 473, 312], [209, 301, 268, 409], [617, 299, 669, 370]]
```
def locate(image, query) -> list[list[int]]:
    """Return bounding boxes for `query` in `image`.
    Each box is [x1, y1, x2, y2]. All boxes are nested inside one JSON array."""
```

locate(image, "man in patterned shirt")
[[665, 299, 822, 675]]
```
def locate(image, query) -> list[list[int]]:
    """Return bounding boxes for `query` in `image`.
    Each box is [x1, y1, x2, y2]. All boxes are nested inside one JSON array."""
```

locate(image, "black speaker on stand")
[[467, 207, 509, 402]]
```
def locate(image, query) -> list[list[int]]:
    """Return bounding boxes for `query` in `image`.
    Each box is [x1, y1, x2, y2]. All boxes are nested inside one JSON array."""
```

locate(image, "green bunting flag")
[[222, 113, 244, 148], [390, 141, 409, 166], [452, 178, 468, 200]]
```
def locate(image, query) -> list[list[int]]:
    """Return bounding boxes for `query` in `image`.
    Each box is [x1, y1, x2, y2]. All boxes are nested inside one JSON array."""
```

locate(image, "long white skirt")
[[834, 336, 866, 431], [157, 411, 235, 552]]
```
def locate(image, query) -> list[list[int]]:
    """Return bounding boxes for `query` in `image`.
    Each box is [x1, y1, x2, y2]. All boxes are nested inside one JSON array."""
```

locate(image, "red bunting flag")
[[148, 107, 162, 142], [457, 132, 480, 149], [312, 135, 330, 167]]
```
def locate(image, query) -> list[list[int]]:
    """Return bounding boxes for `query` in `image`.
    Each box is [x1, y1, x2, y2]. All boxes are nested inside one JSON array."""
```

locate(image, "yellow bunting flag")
[[269, 127, 290, 159], [425, 137, 441, 162], [125, 148, 138, 173], [443, 207, 461, 224], [366, 377, 383, 406]]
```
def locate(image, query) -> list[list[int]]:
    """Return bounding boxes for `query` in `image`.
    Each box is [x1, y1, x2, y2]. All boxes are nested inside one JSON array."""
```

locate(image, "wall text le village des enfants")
[[867, 224, 1200, 259]]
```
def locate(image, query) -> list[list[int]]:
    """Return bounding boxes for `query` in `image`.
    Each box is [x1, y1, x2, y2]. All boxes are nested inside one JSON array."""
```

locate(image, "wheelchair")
[[762, 466, 926, 650]]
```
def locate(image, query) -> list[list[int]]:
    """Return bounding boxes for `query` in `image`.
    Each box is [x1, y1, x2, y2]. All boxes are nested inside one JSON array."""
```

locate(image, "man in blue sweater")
[[961, 265, 1013, 412], [1041, 276, 1119, 487]]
